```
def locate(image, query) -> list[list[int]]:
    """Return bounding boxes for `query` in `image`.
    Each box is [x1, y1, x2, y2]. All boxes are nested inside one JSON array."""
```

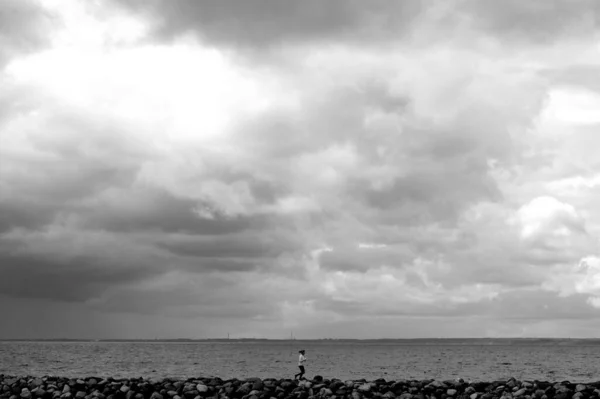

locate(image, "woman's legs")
[[294, 365, 305, 379]]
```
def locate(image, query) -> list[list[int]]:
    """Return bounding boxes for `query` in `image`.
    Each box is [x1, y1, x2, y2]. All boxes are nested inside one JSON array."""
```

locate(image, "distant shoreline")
[[2, 337, 600, 345]]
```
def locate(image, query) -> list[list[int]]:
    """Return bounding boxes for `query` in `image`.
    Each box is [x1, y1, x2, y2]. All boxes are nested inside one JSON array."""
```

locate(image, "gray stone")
[[447, 390, 457, 397], [515, 389, 527, 397], [358, 385, 372, 393], [196, 385, 208, 394]]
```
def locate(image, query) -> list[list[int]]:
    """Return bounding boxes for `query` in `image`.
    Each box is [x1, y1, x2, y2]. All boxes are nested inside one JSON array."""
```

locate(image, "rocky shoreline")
[[2, 376, 600, 399]]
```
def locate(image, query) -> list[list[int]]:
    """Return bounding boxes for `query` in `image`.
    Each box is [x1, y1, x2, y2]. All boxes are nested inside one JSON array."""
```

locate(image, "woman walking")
[[294, 350, 307, 380]]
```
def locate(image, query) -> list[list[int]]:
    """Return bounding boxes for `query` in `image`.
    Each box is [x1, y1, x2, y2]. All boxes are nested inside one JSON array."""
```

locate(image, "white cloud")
[[516, 196, 584, 239], [541, 86, 600, 125]]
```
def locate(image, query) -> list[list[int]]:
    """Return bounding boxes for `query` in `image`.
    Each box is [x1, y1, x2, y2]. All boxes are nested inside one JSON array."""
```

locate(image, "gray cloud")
[[0, 0, 59, 66], [0, 0, 599, 339], [111, 0, 600, 53], [0, 251, 163, 302], [113, 0, 424, 49], [462, 0, 600, 44]]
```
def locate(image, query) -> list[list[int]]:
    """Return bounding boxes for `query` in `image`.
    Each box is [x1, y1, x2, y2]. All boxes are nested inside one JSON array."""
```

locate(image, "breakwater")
[[2, 376, 600, 399]]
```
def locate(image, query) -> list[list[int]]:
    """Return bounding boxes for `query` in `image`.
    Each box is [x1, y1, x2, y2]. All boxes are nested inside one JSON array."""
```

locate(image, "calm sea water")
[[0, 340, 599, 382]]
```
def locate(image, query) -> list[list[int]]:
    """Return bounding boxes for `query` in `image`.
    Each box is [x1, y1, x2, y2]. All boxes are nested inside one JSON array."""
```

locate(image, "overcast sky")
[[1, 0, 600, 339]]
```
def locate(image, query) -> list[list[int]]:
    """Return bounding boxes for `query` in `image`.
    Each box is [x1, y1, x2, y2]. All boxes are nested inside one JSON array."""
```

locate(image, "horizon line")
[[1, 337, 598, 342]]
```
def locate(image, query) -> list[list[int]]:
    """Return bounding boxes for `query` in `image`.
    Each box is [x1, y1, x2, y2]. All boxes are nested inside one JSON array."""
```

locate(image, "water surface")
[[1, 340, 598, 382]]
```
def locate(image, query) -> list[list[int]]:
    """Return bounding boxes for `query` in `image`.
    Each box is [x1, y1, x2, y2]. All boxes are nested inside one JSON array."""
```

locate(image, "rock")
[[196, 386, 208, 394], [150, 393, 163, 399], [173, 382, 184, 391], [21, 389, 32, 399], [359, 384, 373, 393], [577, 386, 587, 393], [515, 389, 527, 397], [447, 390, 457, 397], [470, 394, 479, 399], [62, 388, 70, 395]]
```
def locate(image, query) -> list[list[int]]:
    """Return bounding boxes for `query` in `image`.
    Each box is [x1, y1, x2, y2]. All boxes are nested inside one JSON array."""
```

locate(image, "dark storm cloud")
[[81, 188, 272, 235], [0, 200, 57, 233], [84, 272, 282, 320], [0, 251, 164, 302], [113, 0, 424, 49]]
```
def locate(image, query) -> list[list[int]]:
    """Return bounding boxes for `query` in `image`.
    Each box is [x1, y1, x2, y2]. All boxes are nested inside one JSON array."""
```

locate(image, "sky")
[[1, 0, 600, 340]]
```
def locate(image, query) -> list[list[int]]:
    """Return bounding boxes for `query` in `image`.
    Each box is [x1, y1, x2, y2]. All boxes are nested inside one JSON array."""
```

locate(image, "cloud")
[[461, 0, 600, 44], [0, 0, 59, 66], [0, 0, 599, 338], [111, 0, 425, 50], [111, 0, 600, 52]]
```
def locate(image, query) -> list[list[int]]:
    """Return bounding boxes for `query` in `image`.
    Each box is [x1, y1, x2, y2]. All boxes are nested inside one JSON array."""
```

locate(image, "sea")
[[1, 339, 599, 382]]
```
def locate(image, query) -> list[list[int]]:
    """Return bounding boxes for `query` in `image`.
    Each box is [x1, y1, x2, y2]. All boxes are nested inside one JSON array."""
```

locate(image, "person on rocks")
[[294, 349, 307, 380]]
